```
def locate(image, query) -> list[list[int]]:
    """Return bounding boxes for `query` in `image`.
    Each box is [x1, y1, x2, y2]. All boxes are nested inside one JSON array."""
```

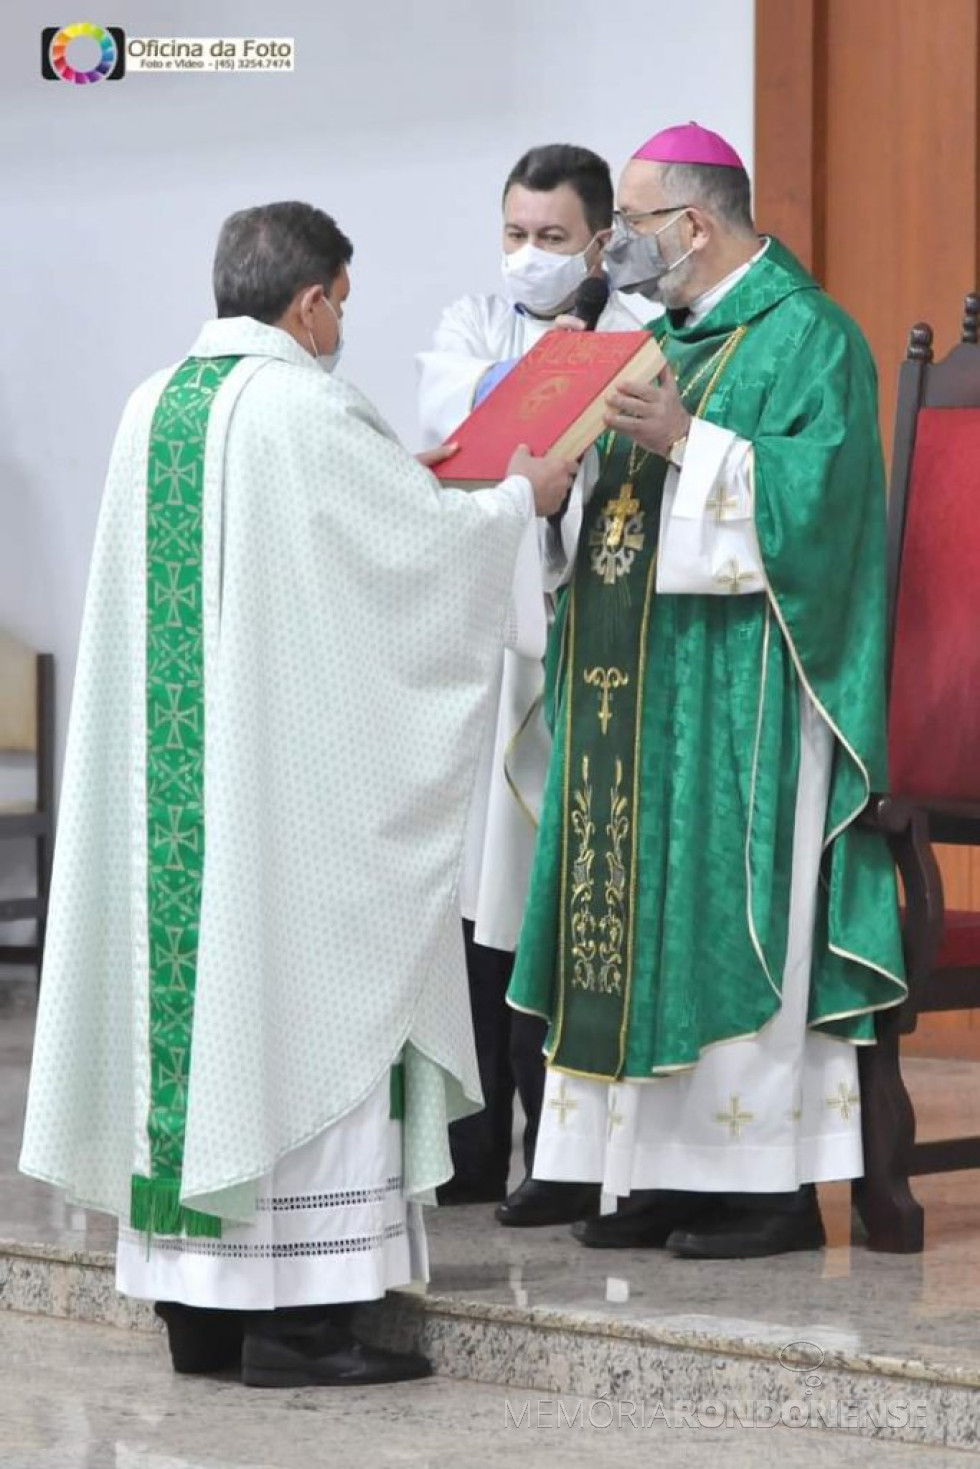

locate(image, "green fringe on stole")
[[130, 1176, 223, 1239]]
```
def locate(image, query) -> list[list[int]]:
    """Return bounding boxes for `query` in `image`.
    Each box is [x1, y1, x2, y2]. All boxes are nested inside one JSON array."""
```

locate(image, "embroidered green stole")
[[130, 355, 240, 1238], [552, 435, 666, 1078]]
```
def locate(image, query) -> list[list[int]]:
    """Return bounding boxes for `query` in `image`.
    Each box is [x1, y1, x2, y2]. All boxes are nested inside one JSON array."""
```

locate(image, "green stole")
[[511, 239, 906, 1082], [131, 355, 240, 1238], [129, 355, 407, 1236]]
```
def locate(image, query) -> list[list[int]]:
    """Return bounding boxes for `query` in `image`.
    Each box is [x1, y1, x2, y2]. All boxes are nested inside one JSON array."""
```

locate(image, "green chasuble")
[[508, 238, 906, 1082]]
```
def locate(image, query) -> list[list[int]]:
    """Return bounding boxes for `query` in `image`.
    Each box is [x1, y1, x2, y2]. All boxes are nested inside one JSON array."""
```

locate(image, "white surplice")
[[417, 288, 654, 951], [531, 248, 864, 1194]]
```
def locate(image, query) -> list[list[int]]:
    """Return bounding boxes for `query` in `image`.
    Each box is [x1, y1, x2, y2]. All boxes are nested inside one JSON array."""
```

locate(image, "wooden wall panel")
[[822, 0, 980, 453], [756, 0, 980, 1055]]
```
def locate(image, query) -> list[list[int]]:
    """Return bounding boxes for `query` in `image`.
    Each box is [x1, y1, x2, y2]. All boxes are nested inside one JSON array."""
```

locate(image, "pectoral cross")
[[584, 667, 629, 735], [602, 484, 640, 552]]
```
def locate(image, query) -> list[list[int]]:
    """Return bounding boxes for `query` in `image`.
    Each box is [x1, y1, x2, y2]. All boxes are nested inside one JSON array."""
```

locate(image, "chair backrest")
[[0, 630, 38, 755], [887, 293, 980, 806]]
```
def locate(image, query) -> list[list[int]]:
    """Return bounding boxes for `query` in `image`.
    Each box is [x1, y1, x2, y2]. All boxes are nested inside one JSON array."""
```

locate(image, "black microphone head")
[[571, 275, 611, 331]]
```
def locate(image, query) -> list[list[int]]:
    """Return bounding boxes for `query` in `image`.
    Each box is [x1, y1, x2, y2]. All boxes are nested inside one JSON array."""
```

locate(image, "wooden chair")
[[0, 630, 55, 981], [854, 292, 980, 1253]]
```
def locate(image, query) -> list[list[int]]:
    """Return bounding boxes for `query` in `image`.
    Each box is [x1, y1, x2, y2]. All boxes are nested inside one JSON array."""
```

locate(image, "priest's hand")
[[507, 444, 578, 518], [604, 365, 691, 459], [416, 442, 459, 469], [551, 315, 586, 332]]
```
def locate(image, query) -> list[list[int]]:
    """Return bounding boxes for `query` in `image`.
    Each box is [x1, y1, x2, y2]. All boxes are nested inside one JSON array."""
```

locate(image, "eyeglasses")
[[612, 204, 692, 232]]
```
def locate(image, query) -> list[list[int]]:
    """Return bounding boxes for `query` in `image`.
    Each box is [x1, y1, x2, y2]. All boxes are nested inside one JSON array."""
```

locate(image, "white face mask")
[[307, 296, 344, 373], [500, 239, 595, 315]]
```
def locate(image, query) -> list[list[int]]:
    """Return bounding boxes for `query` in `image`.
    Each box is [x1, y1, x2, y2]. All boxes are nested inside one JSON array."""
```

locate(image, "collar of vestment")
[[187, 316, 320, 370], [650, 237, 818, 345]]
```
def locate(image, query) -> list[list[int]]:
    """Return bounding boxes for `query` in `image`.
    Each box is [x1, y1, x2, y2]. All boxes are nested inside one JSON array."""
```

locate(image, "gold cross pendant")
[[602, 483, 640, 552]]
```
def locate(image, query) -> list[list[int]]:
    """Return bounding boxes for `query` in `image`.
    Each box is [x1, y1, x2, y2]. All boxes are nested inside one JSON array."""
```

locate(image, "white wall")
[[0, 0, 753, 828]]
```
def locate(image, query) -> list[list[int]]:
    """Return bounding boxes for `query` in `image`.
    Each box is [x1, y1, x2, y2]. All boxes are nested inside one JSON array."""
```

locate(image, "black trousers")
[[449, 919, 548, 1191]]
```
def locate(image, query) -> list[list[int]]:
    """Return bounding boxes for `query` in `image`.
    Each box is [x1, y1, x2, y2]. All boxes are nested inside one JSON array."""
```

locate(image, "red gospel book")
[[435, 329, 665, 486]]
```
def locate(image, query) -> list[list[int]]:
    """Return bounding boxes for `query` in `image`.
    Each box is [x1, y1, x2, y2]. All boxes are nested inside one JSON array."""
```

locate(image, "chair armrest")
[[860, 793, 944, 1008]]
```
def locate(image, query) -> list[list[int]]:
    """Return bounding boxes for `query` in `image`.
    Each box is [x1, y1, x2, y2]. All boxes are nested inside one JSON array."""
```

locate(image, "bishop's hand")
[[603, 364, 691, 459]]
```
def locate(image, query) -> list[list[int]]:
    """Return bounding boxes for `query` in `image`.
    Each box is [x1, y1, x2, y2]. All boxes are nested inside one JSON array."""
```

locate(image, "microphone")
[[546, 278, 610, 532], [570, 275, 610, 331]]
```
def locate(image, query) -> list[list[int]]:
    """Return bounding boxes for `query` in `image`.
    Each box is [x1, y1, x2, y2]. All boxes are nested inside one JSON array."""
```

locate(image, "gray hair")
[[658, 163, 754, 235], [213, 201, 354, 323]]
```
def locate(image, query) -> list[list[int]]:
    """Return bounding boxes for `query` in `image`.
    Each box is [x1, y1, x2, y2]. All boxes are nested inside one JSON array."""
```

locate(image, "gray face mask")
[[604, 209, 693, 295]]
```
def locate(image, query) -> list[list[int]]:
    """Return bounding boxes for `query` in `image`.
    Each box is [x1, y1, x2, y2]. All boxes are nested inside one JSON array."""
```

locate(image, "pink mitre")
[[632, 121, 745, 170]]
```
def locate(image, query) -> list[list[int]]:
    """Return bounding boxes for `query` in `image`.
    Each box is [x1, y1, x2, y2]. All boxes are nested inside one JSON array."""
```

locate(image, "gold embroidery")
[[706, 489, 739, 522], [589, 511, 646, 585], [590, 438, 652, 585], [714, 558, 757, 593], [548, 1077, 579, 1127], [716, 1094, 755, 1139], [584, 666, 629, 734], [570, 755, 597, 992], [518, 374, 572, 421], [598, 759, 628, 996], [826, 1082, 860, 1122]]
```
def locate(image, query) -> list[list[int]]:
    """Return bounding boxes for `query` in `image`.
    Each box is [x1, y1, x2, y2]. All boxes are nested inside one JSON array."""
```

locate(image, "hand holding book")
[[435, 329, 666, 489]]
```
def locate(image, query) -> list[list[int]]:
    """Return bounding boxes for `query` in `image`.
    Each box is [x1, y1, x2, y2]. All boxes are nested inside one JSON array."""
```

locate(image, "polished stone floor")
[[7, 1004, 980, 1381], [0, 1311, 972, 1469], [7, 999, 980, 1432]]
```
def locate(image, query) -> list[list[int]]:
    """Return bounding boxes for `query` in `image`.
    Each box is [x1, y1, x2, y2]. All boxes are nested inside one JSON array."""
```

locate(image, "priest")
[[417, 144, 650, 1229], [508, 124, 907, 1258], [19, 200, 575, 1386]]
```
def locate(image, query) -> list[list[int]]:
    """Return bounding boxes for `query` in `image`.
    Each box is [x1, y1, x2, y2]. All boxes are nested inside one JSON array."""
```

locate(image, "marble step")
[[1, 1232, 978, 1452], [2, 1311, 970, 1469]]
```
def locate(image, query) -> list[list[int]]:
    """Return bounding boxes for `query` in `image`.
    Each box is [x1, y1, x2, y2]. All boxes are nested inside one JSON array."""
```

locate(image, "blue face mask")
[[308, 296, 344, 373]]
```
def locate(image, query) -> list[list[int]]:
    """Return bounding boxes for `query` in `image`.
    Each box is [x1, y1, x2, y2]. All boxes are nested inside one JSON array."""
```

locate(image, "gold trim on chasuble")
[[549, 325, 751, 1082]]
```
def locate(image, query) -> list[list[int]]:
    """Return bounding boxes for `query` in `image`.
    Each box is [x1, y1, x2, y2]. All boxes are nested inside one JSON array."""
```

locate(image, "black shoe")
[[436, 1177, 507, 1206], [242, 1317, 432, 1389], [494, 1177, 601, 1227], [154, 1301, 245, 1375], [667, 1188, 826, 1259], [570, 1190, 719, 1249]]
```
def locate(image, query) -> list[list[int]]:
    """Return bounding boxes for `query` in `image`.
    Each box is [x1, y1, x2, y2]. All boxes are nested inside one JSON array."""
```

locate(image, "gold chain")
[[600, 322, 749, 480], [676, 324, 750, 418], [625, 438, 651, 480]]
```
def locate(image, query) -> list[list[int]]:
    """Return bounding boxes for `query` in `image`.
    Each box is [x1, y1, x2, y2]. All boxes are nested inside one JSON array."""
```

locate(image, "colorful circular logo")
[[48, 23, 118, 84]]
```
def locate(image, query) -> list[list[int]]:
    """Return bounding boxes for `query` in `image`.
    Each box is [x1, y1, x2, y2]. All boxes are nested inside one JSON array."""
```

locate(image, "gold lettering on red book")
[[518, 374, 572, 421]]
